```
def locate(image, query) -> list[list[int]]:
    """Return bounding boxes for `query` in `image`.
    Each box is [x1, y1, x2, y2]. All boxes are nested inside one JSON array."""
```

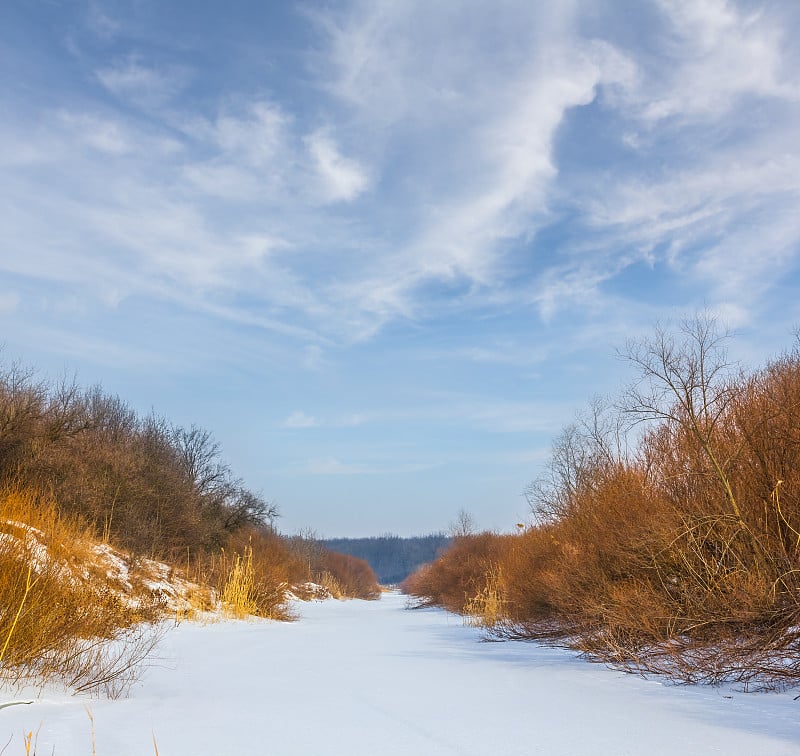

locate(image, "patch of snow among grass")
[[91, 543, 133, 590], [2, 592, 800, 755], [0, 520, 57, 576], [285, 580, 332, 601]]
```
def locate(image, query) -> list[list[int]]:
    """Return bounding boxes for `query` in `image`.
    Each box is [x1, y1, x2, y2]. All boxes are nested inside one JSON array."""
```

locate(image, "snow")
[[2, 592, 800, 755]]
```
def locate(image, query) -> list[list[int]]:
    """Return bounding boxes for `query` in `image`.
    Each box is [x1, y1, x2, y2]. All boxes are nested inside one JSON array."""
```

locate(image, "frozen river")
[[3, 592, 800, 755]]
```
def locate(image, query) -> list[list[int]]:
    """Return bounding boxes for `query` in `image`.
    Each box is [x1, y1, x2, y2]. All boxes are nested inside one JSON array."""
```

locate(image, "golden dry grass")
[[0, 484, 162, 696], [219, 546, 259, 619], [463, 564, 506, 629]]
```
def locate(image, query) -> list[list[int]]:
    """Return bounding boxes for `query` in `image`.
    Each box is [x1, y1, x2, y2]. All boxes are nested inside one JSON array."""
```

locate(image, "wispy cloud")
[[305, 457, 363, 475], [304, 457, 439, 476], [96, 56, 190, 108], [57, 112, 135, 156], [305, 130, 369, 203], [281, 410, 370, 430], [0, 292, 20, 315], [639, 0, 799, 122], [85, 1, 122, 39], [284, 411, 320, 429], [313, 2, 609, 306]]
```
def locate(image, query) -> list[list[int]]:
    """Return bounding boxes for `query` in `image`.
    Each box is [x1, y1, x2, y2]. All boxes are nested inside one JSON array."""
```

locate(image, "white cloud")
[[96, 57, 189, 108], [574, 137, 800, 317], [406, 53, 600, 284], [282, 410, 370, 430], [305, 130, 369, 203], [284, 411, 320, 429], [0, 8, 616, 342], [0, 292, 20, 315], [306, 456, 364, 475], [178, 101, 291, 201], [524, 0, 800, 326], [626, 0, 799, 123], [204, 102, 289, 165], [304, 456, 438, 475], [58, 112, 132, 155], [85, 2, 122, 39], [339, 413, 368, 427], [304, 3, 623, 325]]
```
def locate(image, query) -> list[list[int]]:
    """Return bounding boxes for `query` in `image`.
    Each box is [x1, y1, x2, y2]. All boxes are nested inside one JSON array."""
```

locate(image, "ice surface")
[[2, 592, 800, 755]]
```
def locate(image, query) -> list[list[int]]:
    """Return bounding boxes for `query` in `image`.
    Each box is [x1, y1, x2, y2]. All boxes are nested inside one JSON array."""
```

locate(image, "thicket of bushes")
[[0, 365, 275, 561], [0, 359, 379, 690], [404, 318, 800, 688], [281, 534, 381, 600]]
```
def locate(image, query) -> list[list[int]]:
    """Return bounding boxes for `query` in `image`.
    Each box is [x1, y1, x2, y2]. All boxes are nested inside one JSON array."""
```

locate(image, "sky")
[[1, 0, 799, 538]]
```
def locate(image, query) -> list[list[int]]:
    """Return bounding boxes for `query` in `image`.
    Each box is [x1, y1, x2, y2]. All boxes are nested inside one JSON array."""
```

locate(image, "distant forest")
[[320, 534, 452, 585]]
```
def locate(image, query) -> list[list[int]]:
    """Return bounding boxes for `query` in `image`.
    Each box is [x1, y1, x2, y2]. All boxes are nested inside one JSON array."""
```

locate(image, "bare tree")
[[221, 487, 279, 531], [41, 373, 94, 444], [172, 425, 230, 496], [449, 508, 475, 538], [620, 312, 743, 523], [526, 395, 631, 523]]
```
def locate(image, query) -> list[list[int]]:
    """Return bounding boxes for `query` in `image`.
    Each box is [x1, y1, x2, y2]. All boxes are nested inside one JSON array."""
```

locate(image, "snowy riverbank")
[[3, 592, 800, 755]]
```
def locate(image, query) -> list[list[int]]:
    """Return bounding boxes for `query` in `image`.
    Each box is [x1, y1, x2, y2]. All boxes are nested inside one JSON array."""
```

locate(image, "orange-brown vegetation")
[[184, 527, 303, 620], [402, 532, 511, 613], [280, 534, 381, 600], [403, 318, 800, 688], [315, 549, 381, 600], [0, 485, 163, 695], [0, 360, 379, 691]]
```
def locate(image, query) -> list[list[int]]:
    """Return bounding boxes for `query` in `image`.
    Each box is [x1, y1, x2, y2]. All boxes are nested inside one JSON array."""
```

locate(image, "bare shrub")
[[66, 623, 167, 698], [0, 361, 278, 565]]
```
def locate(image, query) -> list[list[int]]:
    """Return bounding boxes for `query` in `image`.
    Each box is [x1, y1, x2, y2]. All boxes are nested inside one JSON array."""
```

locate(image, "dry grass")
[[173, 583, 215, 625], [219, 546, 259, 619], [186, 528, 298, 621], [314, 570, 343, 599], [463, 564, 505, 629], [0, 484, 162, 696]]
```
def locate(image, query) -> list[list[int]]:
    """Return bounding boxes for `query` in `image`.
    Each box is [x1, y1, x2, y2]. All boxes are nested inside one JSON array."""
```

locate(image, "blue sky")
[[1, 1, 799, 537]]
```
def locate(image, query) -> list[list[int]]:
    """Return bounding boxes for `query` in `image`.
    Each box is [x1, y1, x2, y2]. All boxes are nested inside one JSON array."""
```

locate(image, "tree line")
[[321, 534, 451, 584]]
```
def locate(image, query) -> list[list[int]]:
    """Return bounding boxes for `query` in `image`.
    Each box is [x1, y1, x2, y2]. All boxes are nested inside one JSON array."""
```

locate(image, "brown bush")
[[316, 549, 381, 600], [404, 322, 800, 688], [402, 532, 509, 613]]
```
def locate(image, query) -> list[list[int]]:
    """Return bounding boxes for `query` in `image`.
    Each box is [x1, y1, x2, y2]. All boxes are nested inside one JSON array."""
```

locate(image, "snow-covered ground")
[[3, 592, 800, 755]]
